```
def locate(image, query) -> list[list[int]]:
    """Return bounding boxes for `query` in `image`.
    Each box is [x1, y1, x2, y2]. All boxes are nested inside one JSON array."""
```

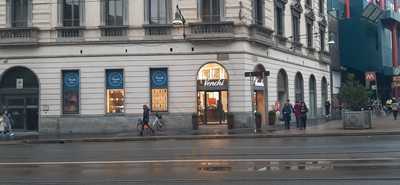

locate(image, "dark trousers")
[[394, 111, 398, 120], [300, 115, 307, 129], [284, 115, 290, 129], [140, 121, 154, 136], [295, 117, 300, 128]]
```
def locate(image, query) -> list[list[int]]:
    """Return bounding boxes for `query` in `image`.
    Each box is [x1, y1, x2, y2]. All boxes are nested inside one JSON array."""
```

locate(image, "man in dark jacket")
[[282, 100, 293, 129], [140, 105, 154, 136]]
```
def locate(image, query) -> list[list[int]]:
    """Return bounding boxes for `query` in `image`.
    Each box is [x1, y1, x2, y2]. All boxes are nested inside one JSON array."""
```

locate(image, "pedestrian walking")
[[325, 101, 331, 117], [140, 105, 154, 136], [294, 101, 301, 128], [0, 112, 5, 134], [282, 100, 293, 129], [3, 110, 13, 133], [299, 101, 308, 129], [392, 100, 399, 120], [216, 100, 224, 124]]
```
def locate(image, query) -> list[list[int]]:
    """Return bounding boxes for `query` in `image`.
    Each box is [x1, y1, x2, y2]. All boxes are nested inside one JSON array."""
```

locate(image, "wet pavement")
[[1, 135, 400, 184]]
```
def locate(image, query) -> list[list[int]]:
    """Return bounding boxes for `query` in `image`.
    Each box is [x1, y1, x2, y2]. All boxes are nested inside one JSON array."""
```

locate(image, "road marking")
[[0, 157, 399, 166]]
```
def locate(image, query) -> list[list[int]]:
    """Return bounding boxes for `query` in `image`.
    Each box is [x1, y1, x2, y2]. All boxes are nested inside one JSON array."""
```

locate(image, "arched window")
[[309, 75, 317, 118], [197, 62, 229, 125], [0, 66, 39, 131], [295, 72, 304, 102], [277, 69, 288, 106]]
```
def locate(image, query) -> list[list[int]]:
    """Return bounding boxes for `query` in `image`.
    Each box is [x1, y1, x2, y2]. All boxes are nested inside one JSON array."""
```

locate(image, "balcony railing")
[[56, 27, 84, 41], [99, 26, 128, 39], [144, 24, 172, 36], [0, 27, 39, 46], [187, 21, 234, 41], [249, 24, 274, 46], [319, 51, 330, 63]]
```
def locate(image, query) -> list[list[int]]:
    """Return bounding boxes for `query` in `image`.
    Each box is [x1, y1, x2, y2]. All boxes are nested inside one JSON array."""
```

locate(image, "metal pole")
[[263, 73, 269, 125], [250, 76, 255, 129]]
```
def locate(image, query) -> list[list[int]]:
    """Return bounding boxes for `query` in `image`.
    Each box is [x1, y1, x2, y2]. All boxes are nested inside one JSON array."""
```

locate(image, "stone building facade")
[[0, 0, 330, 134]]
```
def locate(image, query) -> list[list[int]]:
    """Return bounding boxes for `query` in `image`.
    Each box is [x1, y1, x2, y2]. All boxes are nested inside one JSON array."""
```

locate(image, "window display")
[[106, 69, 125, 113], [150, 68, 168, 112], [62, 70, 80, 114]]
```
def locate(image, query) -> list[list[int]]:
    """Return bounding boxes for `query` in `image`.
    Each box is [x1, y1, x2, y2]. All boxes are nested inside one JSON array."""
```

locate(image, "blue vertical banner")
[[150, 68, 168, 88], [150, 68, 168, 112], [106, 69, 124, 89], [63, 70, 80, 114]]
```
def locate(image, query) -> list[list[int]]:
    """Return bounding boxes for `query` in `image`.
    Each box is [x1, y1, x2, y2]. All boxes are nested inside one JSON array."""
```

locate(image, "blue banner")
[[63, 71, 80, 91], [106, 69, 124, 89], [150, 68, 168, 88]]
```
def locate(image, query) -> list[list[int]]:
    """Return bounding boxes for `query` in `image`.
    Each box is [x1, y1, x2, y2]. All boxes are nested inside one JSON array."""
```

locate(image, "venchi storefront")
[[196, 63, 229, 125]]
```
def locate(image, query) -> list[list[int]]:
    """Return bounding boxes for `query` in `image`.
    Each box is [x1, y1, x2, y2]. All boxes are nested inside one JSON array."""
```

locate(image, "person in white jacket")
[[0, 113, 5, 134]]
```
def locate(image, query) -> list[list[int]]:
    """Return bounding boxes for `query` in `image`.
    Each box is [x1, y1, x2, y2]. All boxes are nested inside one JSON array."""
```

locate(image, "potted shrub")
[[268, 110, 276, 125], [254, 111, 262, 132], [339, 74, 372, 129], [227, 112, 234, 129], [192, 113, 198, 130]]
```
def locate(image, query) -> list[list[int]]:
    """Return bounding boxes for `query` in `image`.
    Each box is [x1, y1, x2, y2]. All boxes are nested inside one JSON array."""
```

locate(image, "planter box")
[[343, 111, 372, 129]]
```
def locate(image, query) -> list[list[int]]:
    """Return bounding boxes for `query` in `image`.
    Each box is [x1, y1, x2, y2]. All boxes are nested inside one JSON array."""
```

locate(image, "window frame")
[[61, 70, 81, 115], [319, 0, 324, 15], [320, 28, 326, 52], [292, 15, 300, 43], [6, 0, 32, 28], [306, 21, 313, 48], [105, 69, 126, 115], [144, 0, 172, 25], [58, 0, 85, 27], [198, 0, 225, 23], [275, 6, 284, 36], [101, 0, 128, 26], [150, 68, 169, 112], [253, 0, 265, 25]]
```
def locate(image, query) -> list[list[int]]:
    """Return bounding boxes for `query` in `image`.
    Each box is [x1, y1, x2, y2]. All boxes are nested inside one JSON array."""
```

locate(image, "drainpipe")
[[392, 22, 399, 98], [395, 0, 398, 12], [392, 23, 398, 67], [345, 0, 350, 18]]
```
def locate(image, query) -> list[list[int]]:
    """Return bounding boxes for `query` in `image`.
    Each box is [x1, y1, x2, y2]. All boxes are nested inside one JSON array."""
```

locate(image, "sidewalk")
[[2, 115, 400, 144]]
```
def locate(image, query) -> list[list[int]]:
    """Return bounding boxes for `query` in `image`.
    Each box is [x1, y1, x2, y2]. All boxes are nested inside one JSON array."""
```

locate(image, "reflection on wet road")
[[1, 135, 400, 184]]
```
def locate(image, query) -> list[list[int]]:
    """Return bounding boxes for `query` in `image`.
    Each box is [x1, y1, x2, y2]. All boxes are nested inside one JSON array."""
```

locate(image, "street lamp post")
[[172, 4, 186, 39], [245, 71, 270, 132]]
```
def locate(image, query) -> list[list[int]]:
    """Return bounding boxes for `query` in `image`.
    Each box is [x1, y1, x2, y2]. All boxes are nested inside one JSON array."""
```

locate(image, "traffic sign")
[[365, 72, 376, 81]]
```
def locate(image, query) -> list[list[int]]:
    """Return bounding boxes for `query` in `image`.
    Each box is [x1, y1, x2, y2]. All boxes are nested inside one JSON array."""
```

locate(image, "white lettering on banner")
[[204, 79, 225, 87]]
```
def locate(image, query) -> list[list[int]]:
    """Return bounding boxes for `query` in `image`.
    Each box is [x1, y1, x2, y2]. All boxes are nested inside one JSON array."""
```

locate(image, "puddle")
[[198, 162, 232, 172]]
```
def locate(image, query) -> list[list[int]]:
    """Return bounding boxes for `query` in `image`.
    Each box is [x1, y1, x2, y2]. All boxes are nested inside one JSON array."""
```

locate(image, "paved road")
[[1, 135, 400, 184]]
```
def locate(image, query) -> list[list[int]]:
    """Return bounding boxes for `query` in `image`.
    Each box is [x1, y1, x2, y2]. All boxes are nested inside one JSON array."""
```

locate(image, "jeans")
[[300, 115, 307, 129], [295, 117, 300, 128]]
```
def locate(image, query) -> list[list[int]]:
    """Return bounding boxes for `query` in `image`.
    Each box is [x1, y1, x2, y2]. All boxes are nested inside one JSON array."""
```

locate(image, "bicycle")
[[151, 113, 166, 132]]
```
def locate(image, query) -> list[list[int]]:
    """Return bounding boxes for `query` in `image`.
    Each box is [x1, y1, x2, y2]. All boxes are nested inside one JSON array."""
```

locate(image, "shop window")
[[106, 69, 125, 113], [150, 68, 168, 112], [62, 70, 80, 114]]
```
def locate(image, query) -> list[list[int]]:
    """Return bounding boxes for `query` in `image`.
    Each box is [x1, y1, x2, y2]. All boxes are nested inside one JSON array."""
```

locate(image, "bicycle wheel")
[[157, 120, 165, 132]]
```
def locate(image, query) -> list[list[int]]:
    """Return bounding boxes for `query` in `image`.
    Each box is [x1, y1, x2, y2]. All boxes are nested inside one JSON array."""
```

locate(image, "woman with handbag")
[[299, 101, 308, 129]]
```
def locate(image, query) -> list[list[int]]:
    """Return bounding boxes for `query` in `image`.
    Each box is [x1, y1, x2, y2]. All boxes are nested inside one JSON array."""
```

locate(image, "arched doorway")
[[197, 63, 229, 125], [295, 72, 304, 102], [253, 64, 267, 124], [321, 77, 328, 115], [309, 75, 317, 118], [277, 69, 288, 108], [0, 66, 39, 131]]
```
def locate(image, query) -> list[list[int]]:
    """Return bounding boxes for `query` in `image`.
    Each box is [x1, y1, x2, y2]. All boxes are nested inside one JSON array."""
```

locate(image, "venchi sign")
[[197, 79, 228, 91]]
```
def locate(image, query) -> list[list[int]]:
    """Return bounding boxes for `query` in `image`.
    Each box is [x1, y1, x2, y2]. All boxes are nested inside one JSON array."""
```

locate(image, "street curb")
[[15, 130, 400, 144]]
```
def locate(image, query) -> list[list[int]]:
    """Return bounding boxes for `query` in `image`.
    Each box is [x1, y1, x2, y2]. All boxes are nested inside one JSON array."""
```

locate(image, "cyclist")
[[140, 104, 154, 136]]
